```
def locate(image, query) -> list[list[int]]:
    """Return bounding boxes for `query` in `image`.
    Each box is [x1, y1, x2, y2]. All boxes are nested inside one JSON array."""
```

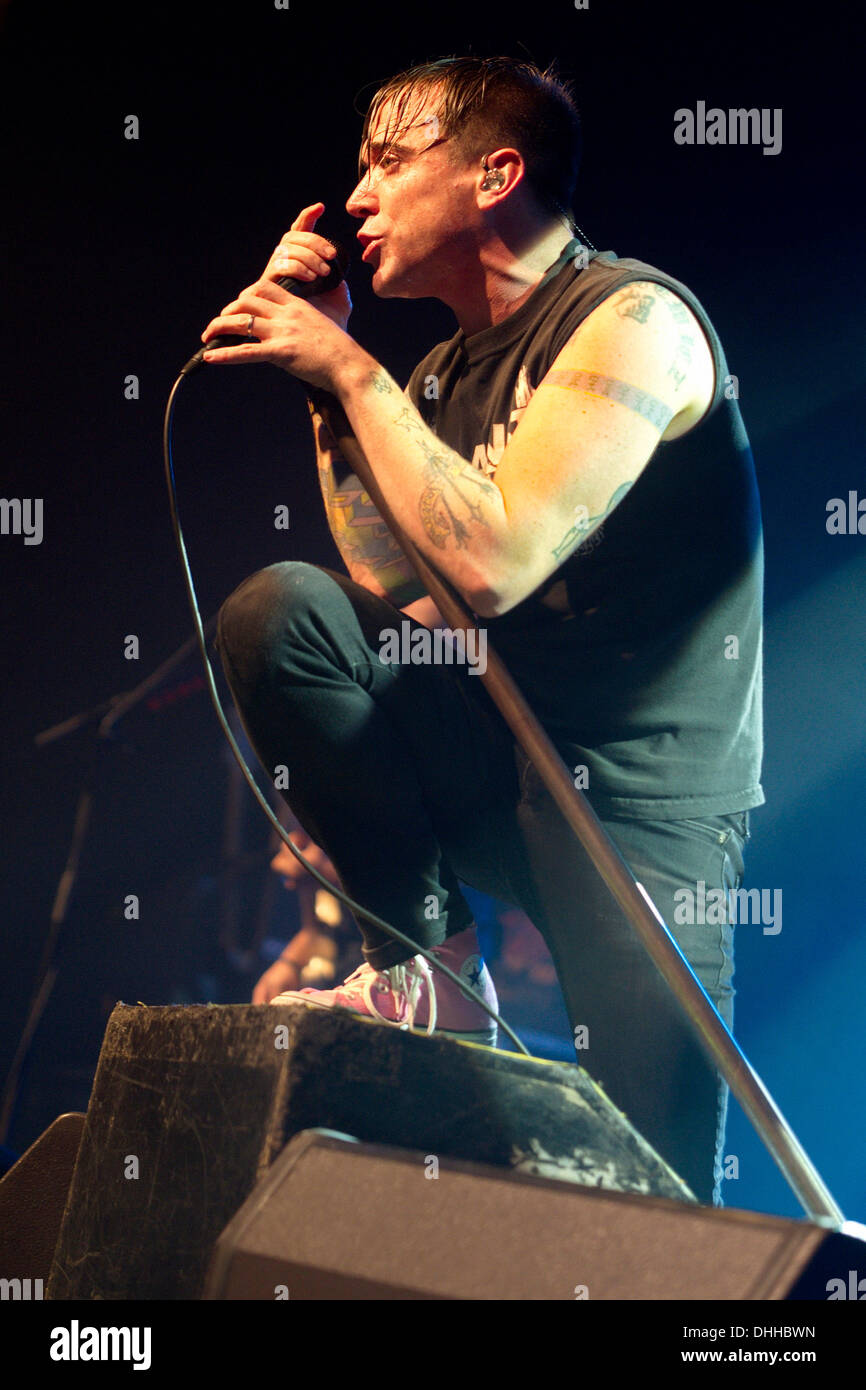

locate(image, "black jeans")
[[217, 561, 749, 1205]]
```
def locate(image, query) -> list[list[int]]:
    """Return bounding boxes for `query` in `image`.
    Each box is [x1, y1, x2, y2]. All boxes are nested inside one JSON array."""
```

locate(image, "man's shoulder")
[[579, 252, 719, 333], [403, 250, 722, 403], [564, 250, 708, 317], [503, 249, 722, 391], [555, 251, 725, 397]]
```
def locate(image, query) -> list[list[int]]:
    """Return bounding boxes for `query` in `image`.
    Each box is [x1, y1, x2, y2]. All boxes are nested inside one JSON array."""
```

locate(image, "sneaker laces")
[[341, 955, 438, 1035]]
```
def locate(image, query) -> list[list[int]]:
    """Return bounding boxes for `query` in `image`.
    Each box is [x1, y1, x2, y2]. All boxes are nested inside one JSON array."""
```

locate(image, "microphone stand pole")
[[0, 618, 217, 1146]]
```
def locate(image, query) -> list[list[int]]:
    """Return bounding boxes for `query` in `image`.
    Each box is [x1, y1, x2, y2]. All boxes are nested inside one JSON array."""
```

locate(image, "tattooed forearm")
[[319, 464, 421, 598], [369, 367, 395, 395], [311, 399, 418, 596], [324, 474, 406, 568], [551, 481, 634, 563], [390, 404, 499, 551], [543, 369, 674, 432]]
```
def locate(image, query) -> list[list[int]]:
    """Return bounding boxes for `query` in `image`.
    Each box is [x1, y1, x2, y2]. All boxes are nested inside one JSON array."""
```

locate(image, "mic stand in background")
[[0, 617, 217, 1146]]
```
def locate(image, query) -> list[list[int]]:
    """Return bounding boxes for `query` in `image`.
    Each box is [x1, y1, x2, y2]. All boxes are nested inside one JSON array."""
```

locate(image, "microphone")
[[181, 236, 351, 375]]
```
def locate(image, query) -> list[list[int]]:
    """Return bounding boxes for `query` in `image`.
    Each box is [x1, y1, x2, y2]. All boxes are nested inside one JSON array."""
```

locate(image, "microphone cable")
[[162, 360, 532, 1057]]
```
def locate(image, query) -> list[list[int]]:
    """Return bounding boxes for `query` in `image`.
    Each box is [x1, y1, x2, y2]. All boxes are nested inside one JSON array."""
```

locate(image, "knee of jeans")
[[217, 561, 328, 657]]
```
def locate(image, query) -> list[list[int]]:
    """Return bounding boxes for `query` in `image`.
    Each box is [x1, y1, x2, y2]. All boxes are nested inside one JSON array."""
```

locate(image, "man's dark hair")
[[360, 56, 582, 222]]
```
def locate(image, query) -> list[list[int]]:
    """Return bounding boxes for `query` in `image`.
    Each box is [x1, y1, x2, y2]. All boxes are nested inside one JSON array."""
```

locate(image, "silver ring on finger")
[[246, 314, 256, 337]]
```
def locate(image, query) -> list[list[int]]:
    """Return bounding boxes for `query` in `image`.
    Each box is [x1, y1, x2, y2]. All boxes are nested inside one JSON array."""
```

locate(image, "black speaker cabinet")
[[204, 1128, 864, 1300]]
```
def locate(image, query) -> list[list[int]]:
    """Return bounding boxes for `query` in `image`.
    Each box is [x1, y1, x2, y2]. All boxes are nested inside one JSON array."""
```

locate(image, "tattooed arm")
[[308, 395, 427, 608], [320, 363, 510, 615], [326, 281, 714, 616]]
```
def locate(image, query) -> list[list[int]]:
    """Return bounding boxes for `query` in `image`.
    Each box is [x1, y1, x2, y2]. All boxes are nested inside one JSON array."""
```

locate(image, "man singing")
[[204, 56, 764, 1204]]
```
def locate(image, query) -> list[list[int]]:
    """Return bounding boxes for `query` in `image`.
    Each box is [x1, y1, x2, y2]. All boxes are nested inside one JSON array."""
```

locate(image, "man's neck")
[[450, 221, 575, 338]]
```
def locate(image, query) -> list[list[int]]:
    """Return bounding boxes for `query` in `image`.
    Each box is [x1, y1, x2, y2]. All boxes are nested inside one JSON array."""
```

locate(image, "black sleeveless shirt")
[[404, 240, 765, 821]]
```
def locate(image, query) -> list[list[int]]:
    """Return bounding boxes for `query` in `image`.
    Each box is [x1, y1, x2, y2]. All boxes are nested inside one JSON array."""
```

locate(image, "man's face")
[[346, 90, 480, 300]]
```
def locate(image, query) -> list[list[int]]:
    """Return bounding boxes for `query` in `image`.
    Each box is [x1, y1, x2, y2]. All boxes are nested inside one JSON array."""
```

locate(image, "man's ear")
[[476, 149, 524, 205]]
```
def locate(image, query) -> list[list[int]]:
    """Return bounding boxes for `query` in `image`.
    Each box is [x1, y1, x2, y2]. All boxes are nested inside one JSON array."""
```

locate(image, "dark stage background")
[[1, 0, 863, 1224]]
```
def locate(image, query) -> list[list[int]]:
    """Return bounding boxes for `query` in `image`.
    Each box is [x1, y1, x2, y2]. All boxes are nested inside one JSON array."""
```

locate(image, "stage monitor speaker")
[[48, 1002, 693, 1300], [204, 1128, 864, 1301], [0, 1112, 86, 1290]]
